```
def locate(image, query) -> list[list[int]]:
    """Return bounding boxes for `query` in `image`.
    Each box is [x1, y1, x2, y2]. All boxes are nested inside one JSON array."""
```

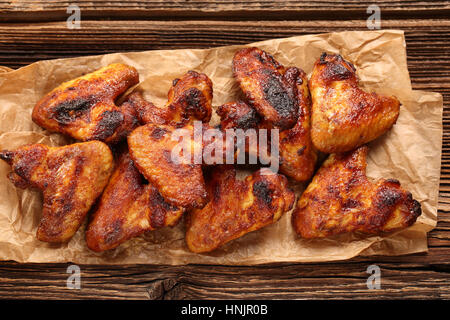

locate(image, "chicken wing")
[[128, 123, 207, 209], [217, 68, 316, 182], [309, 53, 401, 153], [233, 47, 300, 129], [0, 141, 114, 242], [275, 68, 317, 181], [217, 101, 261, 131], [292, 146, 421, 239], [32, 63, 140, 144], [185, 166, 295, 253], [122, 70, 212, 127], [86, 71, 214, 250], [85, 149, 184, 252]]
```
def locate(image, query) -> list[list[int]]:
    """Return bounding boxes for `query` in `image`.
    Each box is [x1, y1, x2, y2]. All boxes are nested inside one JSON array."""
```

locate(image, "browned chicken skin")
[[127, 71, 214, 209], [309, 53, 401, 153], [217, 67, 316, 181], [32, 63, 140, 144], [233, 47, 300, 130], [186, 166, 295, 253], [292, 146, 421, 239], [0, 141, 114, 242], [217, 101, 261, 131], [85, 150, 184, 252], [122, 71, 212, 127], [128, 123, 207, 209], [86, 71, 214, 251]]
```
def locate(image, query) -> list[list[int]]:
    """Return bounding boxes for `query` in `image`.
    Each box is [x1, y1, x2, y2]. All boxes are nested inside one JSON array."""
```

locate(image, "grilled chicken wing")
[[233, 47, 300, 129], [309, 53, 401, 153], [85, 150, 184, 252], [217, 101, 261, 130], [32, 63, 140, 144], [186, 166, 295, 253], [122, 71, 212, 127], [275, 68, 317, 181], [217, 68, 316, 181], [126, 71, 214, 209], [292, 146, 421, 239], [85, 71, 214, 250], [128, 123, 207, 209], [0, 141, 114, 242]]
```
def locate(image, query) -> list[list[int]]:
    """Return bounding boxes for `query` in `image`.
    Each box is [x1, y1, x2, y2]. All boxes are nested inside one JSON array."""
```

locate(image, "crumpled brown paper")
[[0, 30, 442, 264]]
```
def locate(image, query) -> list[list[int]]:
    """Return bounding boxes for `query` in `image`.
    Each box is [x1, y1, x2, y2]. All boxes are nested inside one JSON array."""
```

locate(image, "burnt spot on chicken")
[[91, 110, 124, 141], [50, 97, 96, 125], [253, 180, 274, 207], [150, 127, 168, 140]]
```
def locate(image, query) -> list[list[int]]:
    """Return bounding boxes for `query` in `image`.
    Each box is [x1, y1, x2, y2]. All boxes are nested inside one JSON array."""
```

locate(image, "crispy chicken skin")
[[217, 101, 261, 130], [85, 150, 184, 252], [0, 141, 114, 242], [85, 71, 212, 251], [122, 71, 212, 127], [217, 69, 317, 181], [232, 47, 300, 130], [185, 166, 295, 253], [32, 63, 139, 144], [292, 146, 421, 239], [128, 123, 207, 209], [309, 53, 401, 153], [276, 68, 317, 181]]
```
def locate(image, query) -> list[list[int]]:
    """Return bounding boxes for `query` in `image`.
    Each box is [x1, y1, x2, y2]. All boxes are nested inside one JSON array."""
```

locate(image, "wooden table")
[[0, 1, 449, 300]]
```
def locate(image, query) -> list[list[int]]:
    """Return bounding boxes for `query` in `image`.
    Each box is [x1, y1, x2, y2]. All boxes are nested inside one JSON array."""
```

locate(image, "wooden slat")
[[1, 259, 449, 299], [0, 0, 450, 22], [0, 15, 449, 299]]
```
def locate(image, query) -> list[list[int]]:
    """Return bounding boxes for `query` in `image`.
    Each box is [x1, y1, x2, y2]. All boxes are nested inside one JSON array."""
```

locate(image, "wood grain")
[[1, 0, 450, 21], [0, 1, 449, 300]]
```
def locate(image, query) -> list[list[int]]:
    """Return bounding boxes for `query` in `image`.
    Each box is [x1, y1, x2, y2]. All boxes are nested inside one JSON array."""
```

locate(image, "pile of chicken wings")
[[0, 47, 421, 253]]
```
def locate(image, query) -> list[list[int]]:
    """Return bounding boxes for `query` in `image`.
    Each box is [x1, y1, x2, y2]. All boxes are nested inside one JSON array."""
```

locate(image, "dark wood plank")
[[1, 257, 449, 299], [0, 0, 449, 22], [0, 18, 448, 299]]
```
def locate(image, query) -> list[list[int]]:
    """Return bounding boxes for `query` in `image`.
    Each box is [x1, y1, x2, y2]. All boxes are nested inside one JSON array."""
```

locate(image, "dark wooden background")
[[0, 0, 449, 299]]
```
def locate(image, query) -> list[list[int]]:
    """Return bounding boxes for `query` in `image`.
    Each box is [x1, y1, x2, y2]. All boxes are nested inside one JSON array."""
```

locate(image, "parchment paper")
[[0, 30, 443, 264]]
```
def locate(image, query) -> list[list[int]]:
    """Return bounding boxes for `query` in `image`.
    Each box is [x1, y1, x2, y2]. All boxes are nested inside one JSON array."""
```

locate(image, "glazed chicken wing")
[[186, 166, 295, 253], [292, 146, 421, 239], [85, 150, 184, 252], [86, 71, 214, 250], [128, 123, 207, 209], [32, 63, 140, 144], [123, 70, 212, 127], [233, 47, 300, 129], [217, 68, 316, 181], [276, 68, 317, 181], [309, 53, 401, 153], [0, 141, 114, 242]]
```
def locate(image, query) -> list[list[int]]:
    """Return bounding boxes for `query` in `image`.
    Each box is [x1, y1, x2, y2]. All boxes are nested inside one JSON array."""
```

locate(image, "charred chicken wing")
[[0, 141, 114, 242], [217, 68, 316, 182], [186, 166, 295, 253], [86, 71, 214, 250], [233, 47, 300, 130], [85, 150, 184, 252], [122, 70, 212, 127], [292, 146, 421, 239], [128, 123, 207, 209], [309, 53, 401, 153], [275, 68, 317, 181], [32, 63, 140, 144]]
